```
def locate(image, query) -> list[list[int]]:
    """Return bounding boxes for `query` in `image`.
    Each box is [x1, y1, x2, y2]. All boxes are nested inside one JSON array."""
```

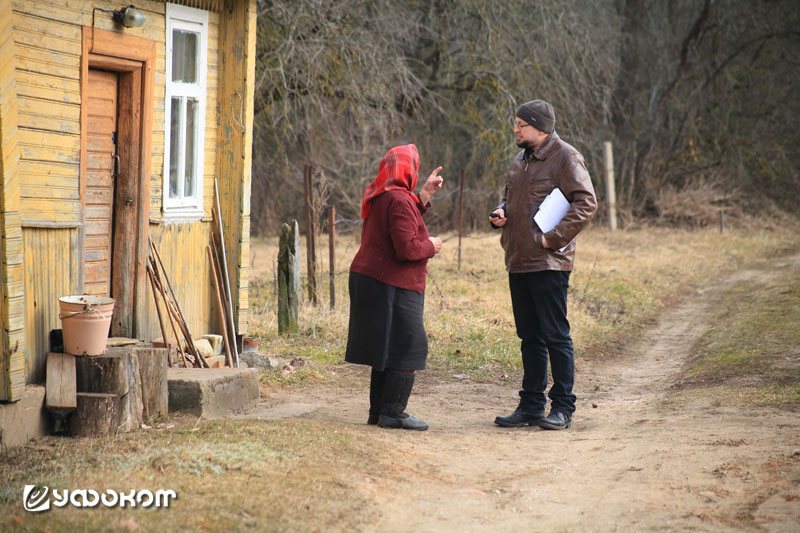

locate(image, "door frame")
[[80, 27, 155, 339]]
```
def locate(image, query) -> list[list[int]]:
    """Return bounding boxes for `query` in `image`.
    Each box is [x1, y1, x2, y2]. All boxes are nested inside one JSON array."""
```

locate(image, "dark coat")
[[349, 190, 434, 294]]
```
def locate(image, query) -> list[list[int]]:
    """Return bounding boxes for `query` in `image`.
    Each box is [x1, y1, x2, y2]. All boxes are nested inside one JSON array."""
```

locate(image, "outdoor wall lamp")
[[112, 5, 146, 28], [92, 5, 146, 31]]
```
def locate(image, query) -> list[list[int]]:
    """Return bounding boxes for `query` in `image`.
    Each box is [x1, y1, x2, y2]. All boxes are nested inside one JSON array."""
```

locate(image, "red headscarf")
[[360, 144, 420, 219]]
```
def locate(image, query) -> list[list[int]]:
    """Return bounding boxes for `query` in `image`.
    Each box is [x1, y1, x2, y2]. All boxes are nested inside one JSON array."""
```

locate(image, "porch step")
[[167, 367, 260, 418], [0, 386, 49, 450]]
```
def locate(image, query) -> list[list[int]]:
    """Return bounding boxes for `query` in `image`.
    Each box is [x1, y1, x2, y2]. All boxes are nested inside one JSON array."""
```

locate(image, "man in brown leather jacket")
[[490, 100, 597, 430]]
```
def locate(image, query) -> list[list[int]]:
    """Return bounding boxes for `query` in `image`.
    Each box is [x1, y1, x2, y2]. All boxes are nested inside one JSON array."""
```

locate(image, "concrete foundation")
[[168, 367, 260, 418], [0, 386, 50, 450]]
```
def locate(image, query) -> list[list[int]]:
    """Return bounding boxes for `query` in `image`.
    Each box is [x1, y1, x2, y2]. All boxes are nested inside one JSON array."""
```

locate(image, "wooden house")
[[0, 0, 256, 402]]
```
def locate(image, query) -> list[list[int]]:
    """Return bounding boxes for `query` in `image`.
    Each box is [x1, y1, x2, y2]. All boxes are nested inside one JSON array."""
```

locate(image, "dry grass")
[[1, 416, 383, 532], [248, 222, 800, 381]]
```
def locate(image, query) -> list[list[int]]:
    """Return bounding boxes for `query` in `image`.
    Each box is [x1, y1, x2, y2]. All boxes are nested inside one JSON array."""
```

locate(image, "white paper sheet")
[[533, 187, 570, 233]]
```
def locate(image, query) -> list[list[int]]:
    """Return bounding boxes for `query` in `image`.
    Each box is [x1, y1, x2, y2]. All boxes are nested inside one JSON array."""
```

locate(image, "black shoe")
[[494, 409, 546, 427], [538, 411, 571, 430], [378, 413, 429, 431], [367, 414, 379, 425]]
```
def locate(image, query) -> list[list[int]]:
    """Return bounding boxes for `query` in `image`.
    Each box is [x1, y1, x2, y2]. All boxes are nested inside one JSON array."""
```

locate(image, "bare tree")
[[250, 0, 800, 235]]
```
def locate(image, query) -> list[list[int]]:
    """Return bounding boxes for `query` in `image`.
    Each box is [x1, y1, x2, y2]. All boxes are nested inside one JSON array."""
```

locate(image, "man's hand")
[[428, 236, 443, 254], [419, 166, 444, 205], [489, 209, 507, 227], [541, 235, 551, 249]]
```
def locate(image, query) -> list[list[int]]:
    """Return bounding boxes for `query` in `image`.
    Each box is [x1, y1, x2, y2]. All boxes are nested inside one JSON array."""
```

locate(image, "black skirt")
[[344, 272, 428, 371]]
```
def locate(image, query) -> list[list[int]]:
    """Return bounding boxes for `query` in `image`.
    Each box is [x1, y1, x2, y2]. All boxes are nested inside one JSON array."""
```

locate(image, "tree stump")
[[68, 393, 121, 437], [74, 347, 143, 434], [278, 220, 301, 333], [135, 346, 168, 420]]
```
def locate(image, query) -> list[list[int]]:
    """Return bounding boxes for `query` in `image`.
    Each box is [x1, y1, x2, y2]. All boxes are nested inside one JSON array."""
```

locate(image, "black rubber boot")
[[367, 369, 385, 425], [377, 371, 428, 431]]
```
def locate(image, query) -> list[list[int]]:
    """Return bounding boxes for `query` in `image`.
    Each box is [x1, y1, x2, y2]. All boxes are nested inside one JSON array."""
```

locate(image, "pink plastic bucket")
[[58, 295, 115, 356]]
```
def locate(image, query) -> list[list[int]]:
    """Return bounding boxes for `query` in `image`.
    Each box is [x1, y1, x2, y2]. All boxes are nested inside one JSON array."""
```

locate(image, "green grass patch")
[[679, 267, 800, 407]]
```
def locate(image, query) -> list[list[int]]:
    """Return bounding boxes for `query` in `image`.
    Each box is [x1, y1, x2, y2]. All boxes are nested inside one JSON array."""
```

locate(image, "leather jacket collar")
[[524, 130, 560, 163]]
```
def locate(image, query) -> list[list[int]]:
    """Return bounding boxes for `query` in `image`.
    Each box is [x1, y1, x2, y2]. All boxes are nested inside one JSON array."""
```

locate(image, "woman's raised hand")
[[428, 236, 443, 254], [419, 166, 444, 205]]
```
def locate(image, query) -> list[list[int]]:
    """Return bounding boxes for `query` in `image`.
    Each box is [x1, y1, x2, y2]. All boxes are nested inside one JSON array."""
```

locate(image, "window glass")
[[171, 30, 198, 83], [184, 98, 198, 197], [169, 97, 182, 198]]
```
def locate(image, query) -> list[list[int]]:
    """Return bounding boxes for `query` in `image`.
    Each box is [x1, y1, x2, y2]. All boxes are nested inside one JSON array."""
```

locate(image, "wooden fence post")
[[604, 142, 617, 232], [458, 169, 465, 271], [278, 220, 301, 334], [303, 164, 318, 304], [328, 206, 336, 309]]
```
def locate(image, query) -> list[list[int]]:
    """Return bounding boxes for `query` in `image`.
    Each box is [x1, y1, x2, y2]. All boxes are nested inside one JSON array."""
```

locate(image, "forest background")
[[250, 0, 799, 236]]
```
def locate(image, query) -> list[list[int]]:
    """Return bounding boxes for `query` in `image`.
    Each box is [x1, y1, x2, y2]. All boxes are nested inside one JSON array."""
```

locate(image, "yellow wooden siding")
[[145, 221, 218, 342], [3, 1, 248, 392], [216, 0, 255, 332], [22, 227, 79, 384], [13, 8, 82, 226], [15, 71, 81, 103], [171, 0, 222, 12], [13, 0, 167, 40], [18, 97, 81, 135], [1, 0, 27, 401]]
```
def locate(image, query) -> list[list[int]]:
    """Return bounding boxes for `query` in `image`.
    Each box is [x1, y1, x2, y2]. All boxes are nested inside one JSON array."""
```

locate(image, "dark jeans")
[[509, 270, 576, 415]]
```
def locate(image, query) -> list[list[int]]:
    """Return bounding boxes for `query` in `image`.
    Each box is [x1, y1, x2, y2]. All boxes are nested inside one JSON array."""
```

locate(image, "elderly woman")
[[345, 144, 444, 431]]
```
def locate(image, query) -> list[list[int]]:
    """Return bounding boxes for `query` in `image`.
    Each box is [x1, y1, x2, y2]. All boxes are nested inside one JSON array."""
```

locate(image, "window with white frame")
[[163, 3, 208, 218]]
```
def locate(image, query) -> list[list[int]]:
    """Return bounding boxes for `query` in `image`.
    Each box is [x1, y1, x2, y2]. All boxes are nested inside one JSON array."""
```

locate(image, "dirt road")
[[240, 256, 800, 532]]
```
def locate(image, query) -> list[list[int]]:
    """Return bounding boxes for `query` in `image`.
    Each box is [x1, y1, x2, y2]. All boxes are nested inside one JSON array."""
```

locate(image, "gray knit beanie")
[[516, 100, 555, 134]]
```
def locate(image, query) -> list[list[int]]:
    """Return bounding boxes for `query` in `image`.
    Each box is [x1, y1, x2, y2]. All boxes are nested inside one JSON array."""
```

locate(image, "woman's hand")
[[428, 236, 443, 254], [419, 166, 444, 205]]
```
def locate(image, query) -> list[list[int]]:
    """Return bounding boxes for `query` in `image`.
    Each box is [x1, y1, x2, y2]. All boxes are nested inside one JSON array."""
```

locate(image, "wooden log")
[[68, 393, 121, 437], [328, 206, 335, 309], [135, 346, 168, 421], [458, 169, 465, 271], [75, 348, 143, 432], [604, 141, 617, 232], [303, 165, 318, 305], [278, 220, 301, 333], [46, 352, 76, 413]]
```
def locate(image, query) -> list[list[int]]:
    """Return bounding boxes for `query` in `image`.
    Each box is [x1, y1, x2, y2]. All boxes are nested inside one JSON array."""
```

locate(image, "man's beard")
[[516, 139, 532, 149]]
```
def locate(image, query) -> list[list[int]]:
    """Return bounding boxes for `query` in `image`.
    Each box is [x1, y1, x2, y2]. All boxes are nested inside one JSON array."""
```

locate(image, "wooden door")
[[84, 69, 118, 296]]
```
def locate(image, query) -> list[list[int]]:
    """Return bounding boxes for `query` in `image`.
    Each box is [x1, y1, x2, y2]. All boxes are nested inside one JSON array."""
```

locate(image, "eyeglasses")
[[513, 122, 532, 131]]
